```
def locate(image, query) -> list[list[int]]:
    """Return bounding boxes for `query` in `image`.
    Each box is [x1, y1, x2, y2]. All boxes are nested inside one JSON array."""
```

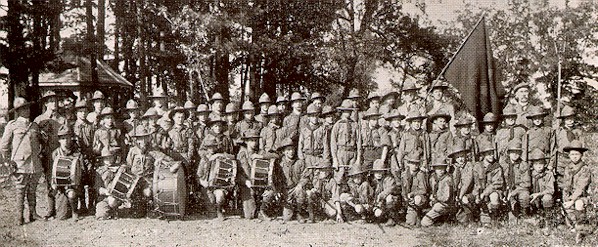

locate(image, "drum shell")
[[250, 158, 275, 188], [52, 156, 82, 187], [153, 161, 186, 217], [108, 169, 140, 201], [208, 158, 237, 188]]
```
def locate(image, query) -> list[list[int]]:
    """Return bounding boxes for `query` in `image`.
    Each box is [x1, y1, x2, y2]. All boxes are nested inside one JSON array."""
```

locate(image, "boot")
[[16, 190, 25, 225], [27, 192, 43, 222], [216, 205, 225, 221], [45, 195, 56, 219], [69, 197, 79, 222], [307, 204, 315, 223]]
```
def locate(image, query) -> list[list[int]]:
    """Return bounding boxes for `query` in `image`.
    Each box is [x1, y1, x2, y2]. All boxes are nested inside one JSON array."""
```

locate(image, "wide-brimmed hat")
[[196, 104, 211, 114], [141, 108, 160, 120], [209, 93, 224, 103], [57, 125, 73, 138], [131, 125, 152, 138], [430, 157, 449, 168], [507, 140, 523, 152], [430, 79, 449, 91], [384, 109, 405, 121], [125, 99, 139, 111], [266, 105, 279, 116], [321, 105, 336, 116], [40, 90, 61, 102], [526, 106, 548, 119], [381, 91, 399, 102], [454, 117, 474, 127], [290, 92, 306, 102], [225, 103, 238, 114], [557, 105, 575, 119], [528, 149, 548, 161], [207, 117, 226, 127], [404, 148, 423, 163], [405, 109, 427, 122], [241, 101, 255, 112], [346, 89, 360, 99], [478, 143, 495, 155], [563, 140, 588, 153], [362, 107, 382, 120], [98, 107, 116, 118], [480, 112, 498, 123], [91, 90, 106, 101], [74, 99, 88, 109], [511, 83, 530, 94], [449, 143, 470, 158], [258, 93, 271, 104], [370, 159, 389, 172], [184, 100, 196, 110], [336, 99, 357, 111], [367, 92, 381, 102], [428, 111, 451, 122], [309, 161, 333, 170], [276, 96, 289, 104], [311, 92, 325, 102], [242, 129, 261, 139], [169, 106, 189, 120], [402, 82, 420, 92], [502, 105, 518, 118], [348, 165, 368, 176], [9, 97, 32, 113], [149, 91, 168, 99], [277, 138, 295, 151]]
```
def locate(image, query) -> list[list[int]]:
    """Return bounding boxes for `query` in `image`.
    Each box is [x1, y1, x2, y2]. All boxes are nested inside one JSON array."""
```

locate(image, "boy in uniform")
[[561, 140, 592, 243], [281, 92, 306, 141], [1, 98, 44, 225], [123, 99, 140, 149], [236, 129, 263, 219], [398, 109, 429, 172], [194, 104, 211, 145], [371, 159, 401, 226], [528, 149, 555, 232], [208, 93, 225, 120], [401, 149, 428, 226], [448, 142, 477, 225], [426, 111, 452, 166], [304, 160, 342, 223], [92, 107, 124, 161], [73, 99, 95, 213], [260, 105, 281, 153], [359, 108, 391, 171], [276, 95, 289, 116], [496, 106, 526, 165], [51, 125, 82, 221], [298, 104, 329, 176], [523, 106, 551, 162], [421, 157, 454, 227], [552, 106, 584, 191], [475, 113, 498, 158], [451, 117, 476, 161], [504, 140, 531, 221], [86, 90, 106, 127], [330, 100, 361, 189], [183, 100, 197, 129], [234, 101, 262, 144], [224, 102, 239, 152], [339, 165, 373, 223], [474, 144, 505, 227], [255, 93, 271, 125], [384, 110, 405, 180], [275, 138, 308, 222]]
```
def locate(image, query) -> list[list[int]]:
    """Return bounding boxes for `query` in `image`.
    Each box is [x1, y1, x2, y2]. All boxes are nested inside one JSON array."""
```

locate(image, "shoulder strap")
[[11, 123, 33, 161]]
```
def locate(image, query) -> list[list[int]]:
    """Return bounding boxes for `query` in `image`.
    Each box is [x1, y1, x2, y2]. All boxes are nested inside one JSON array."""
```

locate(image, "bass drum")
[[153, 161, 186, 218]]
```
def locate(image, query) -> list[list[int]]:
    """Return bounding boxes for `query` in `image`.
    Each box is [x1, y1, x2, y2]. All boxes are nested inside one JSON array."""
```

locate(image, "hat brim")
[[348, 170, 368, 176], [428, 114, 451, 122], [557, 114, 575, 119], [431, 164, 449, 168], [384, 115, 405, 120], [242, 135, 261, 140], [381, 92, 398, 100], [8, 102, 33, 113], [526, 113, 548, 119], [479, 119, 498, 123], [454, 122, 473, 127], [563, 147, 588, 153], [405, 116, 427, 121], [363, 113, 382, 120], [149, 95, 168, 99], [98, 112, 115, 118], [502, 114, 518, 118], [208, 120, 226, 126], [370, 168, 389, 172], [449, 149, 470, 158], [132, 133, 152, 138], [337, 107, 357, 111], [507, 148, 523, 152]]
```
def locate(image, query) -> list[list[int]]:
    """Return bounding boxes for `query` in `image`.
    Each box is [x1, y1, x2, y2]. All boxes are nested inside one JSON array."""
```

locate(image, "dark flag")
[[442, 16, 505, 122]]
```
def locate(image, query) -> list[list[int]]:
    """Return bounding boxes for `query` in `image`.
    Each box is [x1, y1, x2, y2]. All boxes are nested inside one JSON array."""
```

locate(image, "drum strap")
[[11, 123, 33, 161]]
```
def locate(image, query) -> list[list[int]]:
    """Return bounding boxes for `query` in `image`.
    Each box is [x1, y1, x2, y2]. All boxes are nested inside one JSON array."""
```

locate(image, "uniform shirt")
[[397, 129, 429, 168], [524, 126, 552, 158], [235, 119, 262, 139], [495, 125, 526, 156], [453, 161, 475, 199], [126, 146, 155, 177], [168, 125, 195, 161], [401, 169, 427, 199], [473, 161, 504, 197], [260, 122, 279, 153], [34, 111, 67, 156], [278, 156, 307, 190], [359, 125, 392, 149], [330, 118, 359, 150], [347, 180, 373, 205], [429, 173, 454, 204], [209, 111, 223, 122], [531, 169, 554, 196], [503, 159, 530, 192], [475, 131, 496, 155], [563, 161, 592, 201], [92, 126, 123, 155], [201, 131, 232, 154], [373, 176, 399, 200], [194, 122, 208, 143], [428, 128, 452, 162], [123, 118, 140, 147], [552, 126, 584, 154], [0, 117, 43, 174], [73, 119, 94, 155], [298, 123, 329, 158], [310, 175, 339, 202]]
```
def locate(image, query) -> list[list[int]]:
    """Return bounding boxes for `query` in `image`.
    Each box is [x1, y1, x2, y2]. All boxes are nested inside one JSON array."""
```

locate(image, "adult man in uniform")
[[255, 93, 271, 125], [1, 97, 44, 225], [86, 90, 106, 127]]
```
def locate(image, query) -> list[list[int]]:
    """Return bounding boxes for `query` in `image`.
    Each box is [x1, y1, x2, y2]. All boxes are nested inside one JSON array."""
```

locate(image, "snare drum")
[[52, 156, 82, 187], [153, 161, 186, 217], [250, 158, 275, 188], [108, 169, 140, 201], [208, 158, 237, 188]]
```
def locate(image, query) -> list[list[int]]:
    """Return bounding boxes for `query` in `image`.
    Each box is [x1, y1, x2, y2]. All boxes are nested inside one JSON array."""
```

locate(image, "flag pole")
[[425, 13, 487, 100]]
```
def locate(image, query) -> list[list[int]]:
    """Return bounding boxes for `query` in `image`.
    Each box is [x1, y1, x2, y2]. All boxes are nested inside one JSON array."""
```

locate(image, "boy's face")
[[173, 112, 185, 125], [378, 118, 387, 127], [226, 113, 236, 123], [384, 97, 396, 106], [455, 155, 466, 165], [58, 137, 71, 149], [309, 114, 319, 124], [532, 160, 545, 173], [103, 116, 114, 127], [260, 103, 269, 113], [569, 150, 582, 163], [153, 99, 163, 108], [211, 123, 222, 134], [93, 100, 105, 110], [368, 118, 378, 128], [76, 109, 87, 120], [564, 117, 575, 128], [505, 117, 516, 126], [433, 118, 446, 130], [341, 111, 351, 118], [277, 104, 287, 112], [45, 98, 57, 111], [351, 174, 363, 184], [325, 115, 334, 124], [410, 120, 422, 130], [198, 113, 208, 122], [244, 112, 254, 120], [373, 171, 384, 180], [246, 139, 258, 150], [313, 99, 323, 109], [136, 137, 149, 152], [129, 110, 138, 119], [391, 119, 401, 128], [206, 146, 216, 156], [160, 120, 172, 130], [459, 125, 471, 136], [532, 118, 543, 126], [369, 99, 380, 109], [432, 89, 443, 101], [508, 151, 521, 161], [283, 146, 295, 159], [408, 161, 419, 172], [103, 156, 115, 165], [484, 152, 495, 163], [292, 101, 303, 110], [403, 92, 414, 102], [434, 167, 446, 176], [213, 100, 223, 112], [484, 124, 495, 133]]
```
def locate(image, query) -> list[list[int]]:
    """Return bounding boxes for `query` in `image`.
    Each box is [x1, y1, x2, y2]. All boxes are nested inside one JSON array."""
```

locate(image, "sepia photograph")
[[0, 0, 597, 246]]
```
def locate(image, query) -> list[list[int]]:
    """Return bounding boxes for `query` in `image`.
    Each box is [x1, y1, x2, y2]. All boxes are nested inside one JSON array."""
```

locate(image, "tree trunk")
[[86, 0, 99, 86], [137, 0, 147, 107], [6, 0, 27, 117], [112, 0, 124, 71], [97, 0, 105, 60]]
